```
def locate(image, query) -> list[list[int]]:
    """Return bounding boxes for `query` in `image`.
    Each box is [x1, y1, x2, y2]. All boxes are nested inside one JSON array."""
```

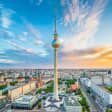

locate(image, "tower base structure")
[[43, 95, 64, 112]]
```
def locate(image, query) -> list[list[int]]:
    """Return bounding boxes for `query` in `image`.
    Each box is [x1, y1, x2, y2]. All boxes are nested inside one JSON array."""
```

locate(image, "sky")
[[0, 0, 112, 69]]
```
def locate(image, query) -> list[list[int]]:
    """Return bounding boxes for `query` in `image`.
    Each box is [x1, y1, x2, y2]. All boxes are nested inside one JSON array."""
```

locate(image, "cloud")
[[39, 50, 48, 57], [27, 23, 41, 38], [7, 41, 48, 57], [0, 8, 15, 28], [5, 30, 15, 37], [0, 48, 50, 68], [0, 59, 20, 64], [61, 0, 66, 6], [1, 17, 11, 28], [18, 35, 26, 41], [59, 38, 64, 44], [59, 46, 112, 68], [61, 0, 108, 52], [0, 4, 3, 9], [34, 40, 44, 45], [36, 0, 43, 5], [0, 49, 4, 54], [30, 0, 43, 5], [7, 41, 36, 55], [0, 29, 15, 39], [23, 32, 28, 36], [61, 46, 111, 60]]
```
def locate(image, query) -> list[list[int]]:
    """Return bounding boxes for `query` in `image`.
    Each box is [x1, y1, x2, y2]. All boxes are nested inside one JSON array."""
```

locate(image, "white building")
[[60, 73, 72, 80], [81, 78, 112, 105], [80, 78, 91, 87], [90, 83, 112, 105], [64, 97, 82, 112], [11, 95, 38, 109]]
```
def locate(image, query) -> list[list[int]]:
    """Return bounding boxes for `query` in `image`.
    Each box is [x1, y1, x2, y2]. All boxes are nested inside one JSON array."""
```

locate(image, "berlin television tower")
[[52, 8, 60, 101]]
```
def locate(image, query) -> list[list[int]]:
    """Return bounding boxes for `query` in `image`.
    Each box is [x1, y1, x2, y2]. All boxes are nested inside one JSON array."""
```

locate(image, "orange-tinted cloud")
[[59, 46, 112, 68]]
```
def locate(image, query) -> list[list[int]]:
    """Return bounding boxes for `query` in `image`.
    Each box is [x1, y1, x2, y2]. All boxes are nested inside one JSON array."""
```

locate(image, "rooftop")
[[13, 95, 37, 104], [64, 97, 81, 107]]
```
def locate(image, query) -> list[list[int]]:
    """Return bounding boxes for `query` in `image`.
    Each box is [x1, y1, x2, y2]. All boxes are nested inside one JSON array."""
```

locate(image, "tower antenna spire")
[[55, 7, 56, 32]]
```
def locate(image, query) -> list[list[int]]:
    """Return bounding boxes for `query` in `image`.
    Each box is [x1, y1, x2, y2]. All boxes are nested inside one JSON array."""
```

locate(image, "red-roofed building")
[[69, 81, 79, 91], [16, 78, 25, 82], [30, 78, 37, 81]]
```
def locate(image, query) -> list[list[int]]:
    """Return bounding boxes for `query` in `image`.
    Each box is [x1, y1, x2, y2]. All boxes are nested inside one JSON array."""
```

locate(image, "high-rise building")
[[52, 9, 60, 101], [43, 10, 64, 112]]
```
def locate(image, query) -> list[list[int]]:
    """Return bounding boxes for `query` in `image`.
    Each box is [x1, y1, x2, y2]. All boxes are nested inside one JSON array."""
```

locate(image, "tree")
[[0, 73, 5, 76], [106, 109, 112, 112], [24, 76, 30, 80], [38, 101, 41, 109], [8, 72, 12, 75], [43, 96, 46, 100], [82, 106, 85, 112], [0, 85, 7, 90], [65, 79, 77, 88], [75, 89, 81, 95], [36, 89, 42, 94], [77, 89, 90, 112], [66, 90, 72, 94], [87, 89, 91, 94], [58, 78, 62, 84], [10, 81, 18, 86]]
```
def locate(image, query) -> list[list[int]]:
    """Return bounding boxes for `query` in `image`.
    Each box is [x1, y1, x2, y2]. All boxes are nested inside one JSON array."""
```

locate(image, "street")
[[79, 81, 98, 112]]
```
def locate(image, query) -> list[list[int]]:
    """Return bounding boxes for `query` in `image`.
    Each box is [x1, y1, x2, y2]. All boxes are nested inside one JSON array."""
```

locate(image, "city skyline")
[[0, 0, 112, 69]]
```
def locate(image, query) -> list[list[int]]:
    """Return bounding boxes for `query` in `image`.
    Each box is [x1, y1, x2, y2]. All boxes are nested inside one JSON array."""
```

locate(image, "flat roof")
[[64, 97, 81, 106], [13, 95, 37, 104]]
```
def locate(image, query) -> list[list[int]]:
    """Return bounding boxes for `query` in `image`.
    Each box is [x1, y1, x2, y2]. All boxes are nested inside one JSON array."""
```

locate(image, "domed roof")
[[52, 39, 60, 48]]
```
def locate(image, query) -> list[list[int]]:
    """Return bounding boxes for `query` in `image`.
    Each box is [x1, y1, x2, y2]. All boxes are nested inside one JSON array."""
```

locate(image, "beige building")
[[30, 82, 36, 90], [0, 75, 5, 81], [8, 81, 36, 101], [23, 83, 30, 94]]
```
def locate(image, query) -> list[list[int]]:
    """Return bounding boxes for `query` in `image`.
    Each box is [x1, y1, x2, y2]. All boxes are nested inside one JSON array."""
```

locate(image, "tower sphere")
[[52, 39, 60, 48]]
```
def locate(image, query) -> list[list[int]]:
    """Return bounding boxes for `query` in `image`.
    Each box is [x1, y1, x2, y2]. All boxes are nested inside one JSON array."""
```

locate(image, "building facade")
[[64, 97, 82, 112], [8, 81, 36, 101]]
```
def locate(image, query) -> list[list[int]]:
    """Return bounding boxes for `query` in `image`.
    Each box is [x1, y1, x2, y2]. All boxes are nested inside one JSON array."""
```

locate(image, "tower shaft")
[[54, 48, 59, 100]]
